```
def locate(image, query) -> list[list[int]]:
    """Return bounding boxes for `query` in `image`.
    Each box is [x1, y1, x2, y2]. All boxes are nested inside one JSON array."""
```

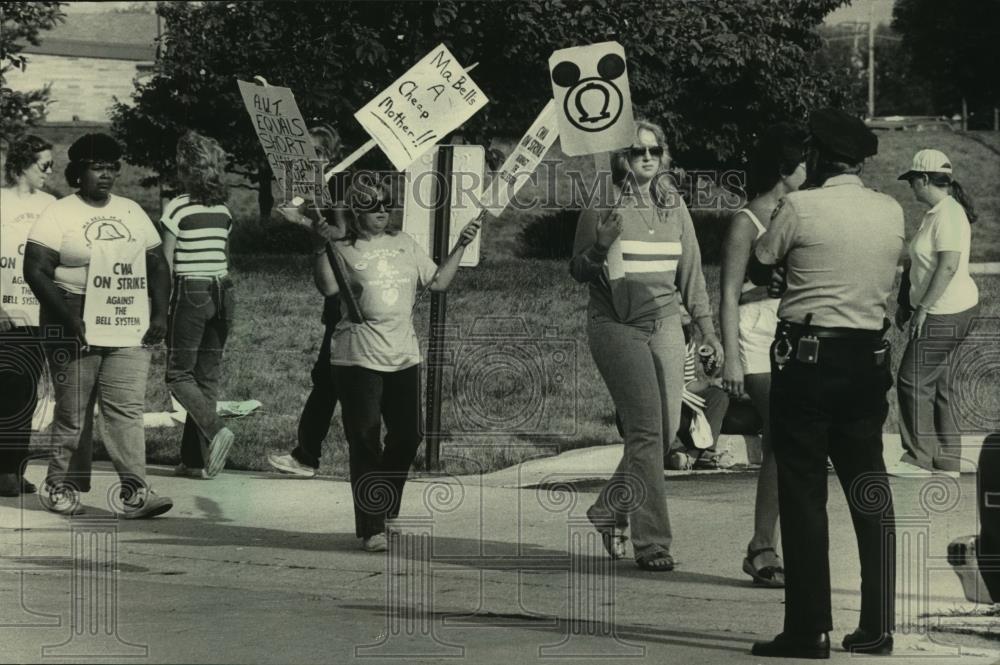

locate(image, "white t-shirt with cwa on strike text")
[[908, 195, 979, 315], [27, 193, 161, 295], [1, 188, 55, 326]]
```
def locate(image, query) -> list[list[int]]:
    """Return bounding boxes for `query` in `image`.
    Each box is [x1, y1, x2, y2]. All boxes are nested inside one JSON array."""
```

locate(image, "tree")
[[0, 1, 65, 146], [893, 0, 1000, 125], [113, 0, 852, 218]]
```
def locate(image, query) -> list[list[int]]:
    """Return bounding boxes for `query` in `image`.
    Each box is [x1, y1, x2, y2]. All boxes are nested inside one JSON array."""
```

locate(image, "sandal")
[[636, 551, 675, 572], [743, 546, 785, 588], [586, 505, 628, 560]]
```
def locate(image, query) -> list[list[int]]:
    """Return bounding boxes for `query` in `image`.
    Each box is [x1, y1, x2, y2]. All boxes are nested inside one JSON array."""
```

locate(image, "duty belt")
[[773, 314, 890, 370]]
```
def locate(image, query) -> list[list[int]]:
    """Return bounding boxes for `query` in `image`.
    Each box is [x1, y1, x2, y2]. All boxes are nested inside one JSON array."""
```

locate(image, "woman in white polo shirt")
[[894, 149, 980, 475]]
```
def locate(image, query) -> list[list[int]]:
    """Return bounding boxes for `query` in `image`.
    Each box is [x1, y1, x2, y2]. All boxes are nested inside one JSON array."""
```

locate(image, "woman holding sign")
[[570, 119, 722, 571], [162, 131, 237, 479], [312, 182, 480, 552], [268, 124, 348, 478], [0, 135, 55, 496], [23, 133, 173, 518]]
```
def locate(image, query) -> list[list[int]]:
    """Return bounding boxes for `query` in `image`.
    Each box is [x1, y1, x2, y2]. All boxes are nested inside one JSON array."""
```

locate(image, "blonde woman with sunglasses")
[[570, 119, 721, 572]]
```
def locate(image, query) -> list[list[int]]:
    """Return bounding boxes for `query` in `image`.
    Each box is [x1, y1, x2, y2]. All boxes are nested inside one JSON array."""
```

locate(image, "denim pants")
[[166, 276, 234, 468], [0, 326, 46, 474], [587, 310, 685, 558], [40, 292, 150, 494], [333, 364, 421, 539], [897, 304, 980, 472]]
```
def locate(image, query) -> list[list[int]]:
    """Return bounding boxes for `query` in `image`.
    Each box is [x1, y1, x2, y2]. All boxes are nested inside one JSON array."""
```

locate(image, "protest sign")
[[481, 100, 560, 217], [0, 220, 41, 327], [355, 44, 488, 172], [237, 79, 330, 206], [82, 240, 149, 347], [403, 146, 483, 267], [548, 41, 635, 156]]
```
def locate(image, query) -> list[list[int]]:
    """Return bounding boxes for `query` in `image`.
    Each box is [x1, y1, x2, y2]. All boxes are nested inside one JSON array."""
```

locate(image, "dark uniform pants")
[[980, 434, 1000, 600], [770, 337, 896, 635]]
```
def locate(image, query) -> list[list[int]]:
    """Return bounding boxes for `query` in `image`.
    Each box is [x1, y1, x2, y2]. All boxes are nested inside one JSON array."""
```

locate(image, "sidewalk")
[[1, 458, 996, 664]]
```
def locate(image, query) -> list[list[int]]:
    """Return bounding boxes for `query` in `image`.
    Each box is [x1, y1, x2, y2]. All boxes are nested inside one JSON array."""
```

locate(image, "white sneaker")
[[362, 533, 387, 552], [205, 427, 235, 478], [120, 487, 173, 519], [40, 482, 84, 516], [267, 452, 317, 478]]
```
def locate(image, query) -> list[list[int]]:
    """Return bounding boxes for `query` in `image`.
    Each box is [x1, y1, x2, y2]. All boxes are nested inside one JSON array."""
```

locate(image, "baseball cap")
[[808, 108, 878, 163], [897, 149, 953, 181]]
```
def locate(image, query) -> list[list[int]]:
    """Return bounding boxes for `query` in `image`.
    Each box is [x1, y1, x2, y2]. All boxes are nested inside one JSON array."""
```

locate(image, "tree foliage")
[[0, 1, 65, 145], [893, 0, 1000, 123], [112, 0, 851, 216]]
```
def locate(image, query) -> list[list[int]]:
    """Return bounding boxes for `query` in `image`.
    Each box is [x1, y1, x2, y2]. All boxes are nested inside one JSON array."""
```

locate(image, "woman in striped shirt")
[[571, 119, 722, 571], [162, 131, 236, 479]]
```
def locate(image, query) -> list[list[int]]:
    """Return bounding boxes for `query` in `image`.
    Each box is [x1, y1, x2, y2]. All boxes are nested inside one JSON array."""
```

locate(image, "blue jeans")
[[40, 291, 150, 494], [586, 310, 685, 558], [165, 276, 235, 468]]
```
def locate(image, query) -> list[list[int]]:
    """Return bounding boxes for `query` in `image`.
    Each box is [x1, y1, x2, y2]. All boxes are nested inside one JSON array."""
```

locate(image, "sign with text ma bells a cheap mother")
[[355, 44, 488, 171]]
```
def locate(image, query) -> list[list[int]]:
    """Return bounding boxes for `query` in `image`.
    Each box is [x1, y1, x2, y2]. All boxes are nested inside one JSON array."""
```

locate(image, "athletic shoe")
[[205, 427, 235, 478], [174, 463, 210, 480], [40, 482, 84, 516], [20, 477, 37, 494], [666, 451, 693, 471], [267, 452, 317, 478], [363, 533, 387, 552], [120, 487, 173, 519]]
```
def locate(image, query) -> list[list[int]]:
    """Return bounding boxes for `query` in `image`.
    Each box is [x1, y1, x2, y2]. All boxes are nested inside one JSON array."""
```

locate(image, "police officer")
[[748, 108, 904, 659]]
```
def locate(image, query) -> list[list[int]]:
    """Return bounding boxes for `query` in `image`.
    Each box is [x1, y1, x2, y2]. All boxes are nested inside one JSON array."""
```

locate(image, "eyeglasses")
[[35, 161, 54, 174], [628, 146, 665, 160], [87, 162, 122, 174]]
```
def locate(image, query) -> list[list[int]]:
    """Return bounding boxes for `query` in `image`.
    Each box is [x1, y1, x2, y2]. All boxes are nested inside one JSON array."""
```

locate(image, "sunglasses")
[[628, 146, 665, 159], [35, 160, 54, 174]]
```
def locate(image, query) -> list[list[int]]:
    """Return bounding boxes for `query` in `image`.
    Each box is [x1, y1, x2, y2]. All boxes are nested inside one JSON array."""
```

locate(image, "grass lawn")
[[26, 125, 1000, 476]]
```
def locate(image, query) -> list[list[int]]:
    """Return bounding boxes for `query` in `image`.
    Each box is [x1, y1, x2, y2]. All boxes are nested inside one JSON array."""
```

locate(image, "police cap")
[[807, 108, 878, 163]]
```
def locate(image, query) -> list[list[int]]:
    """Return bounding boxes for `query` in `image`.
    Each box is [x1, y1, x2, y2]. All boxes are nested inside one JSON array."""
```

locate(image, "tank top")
[[737, 208, 767, 294]]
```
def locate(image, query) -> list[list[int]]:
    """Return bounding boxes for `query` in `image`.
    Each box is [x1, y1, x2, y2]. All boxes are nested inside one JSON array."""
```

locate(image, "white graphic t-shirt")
[[330, 232, 438, 371], [27, 193, 161, 295], [1, 188, 55, 326]]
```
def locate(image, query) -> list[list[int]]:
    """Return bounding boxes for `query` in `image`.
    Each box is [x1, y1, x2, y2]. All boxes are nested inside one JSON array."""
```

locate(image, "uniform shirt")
[[570, 188, 715, 333], [160, 194, 232, 277], [27, 193, 161, 295], [908, 195, 978, 315], [1, 188, 55, 326], [755, 174, 904, 330], [330, 232, 437, 371]]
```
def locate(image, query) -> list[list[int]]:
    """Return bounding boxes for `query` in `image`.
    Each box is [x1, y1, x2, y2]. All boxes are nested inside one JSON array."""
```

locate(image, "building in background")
[[5, 11, 158, 123]]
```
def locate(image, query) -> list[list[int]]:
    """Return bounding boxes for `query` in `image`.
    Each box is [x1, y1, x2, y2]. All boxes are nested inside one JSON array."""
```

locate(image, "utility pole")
[[867, 0, 876, 118]]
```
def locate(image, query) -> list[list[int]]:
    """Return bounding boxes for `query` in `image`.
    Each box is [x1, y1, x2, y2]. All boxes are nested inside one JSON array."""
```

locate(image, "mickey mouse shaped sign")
[[548, 41, 635, 156]]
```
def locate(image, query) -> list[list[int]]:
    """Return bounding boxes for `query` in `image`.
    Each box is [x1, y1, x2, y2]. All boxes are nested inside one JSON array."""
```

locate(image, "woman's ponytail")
[[949, 179, 978, 224]]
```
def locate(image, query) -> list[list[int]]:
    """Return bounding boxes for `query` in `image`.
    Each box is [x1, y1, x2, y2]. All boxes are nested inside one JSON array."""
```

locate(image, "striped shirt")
[[160, 194, 232, 277]]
